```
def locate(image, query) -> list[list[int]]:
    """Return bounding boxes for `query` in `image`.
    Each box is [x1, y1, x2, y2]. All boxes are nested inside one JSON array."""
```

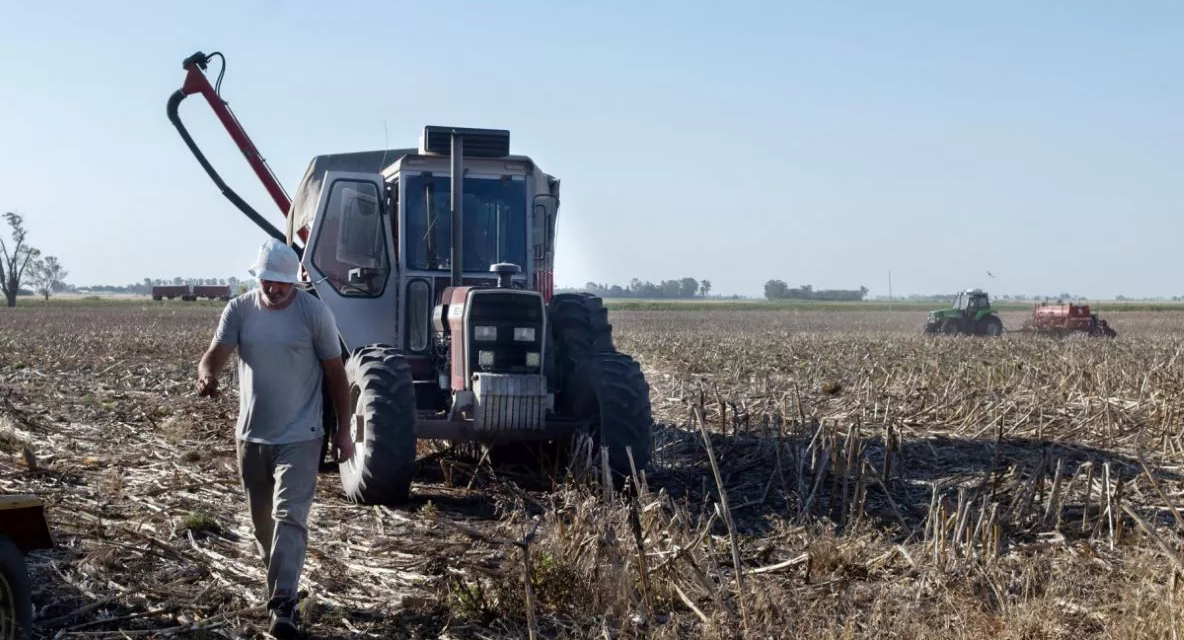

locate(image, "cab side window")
[[312, 180, 389, 297]]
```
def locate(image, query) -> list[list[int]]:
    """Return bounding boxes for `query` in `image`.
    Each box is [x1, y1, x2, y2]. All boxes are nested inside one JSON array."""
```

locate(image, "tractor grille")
[[472, 373, 547, 431], [467, 291, 544, 375]]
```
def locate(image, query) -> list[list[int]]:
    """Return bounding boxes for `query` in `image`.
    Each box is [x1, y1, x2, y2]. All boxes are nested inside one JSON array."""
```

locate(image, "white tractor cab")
[[169, 52, 653, 505]]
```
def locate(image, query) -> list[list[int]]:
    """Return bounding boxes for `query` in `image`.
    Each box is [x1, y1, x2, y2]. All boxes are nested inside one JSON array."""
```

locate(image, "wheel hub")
[[349, 384, 364, 444]]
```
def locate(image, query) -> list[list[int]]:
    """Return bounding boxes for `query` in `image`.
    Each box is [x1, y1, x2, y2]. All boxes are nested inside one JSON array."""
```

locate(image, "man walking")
[[196, 238, 353, 638]]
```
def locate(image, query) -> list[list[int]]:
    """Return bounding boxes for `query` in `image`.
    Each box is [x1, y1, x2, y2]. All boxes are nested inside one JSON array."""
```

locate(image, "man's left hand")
[[332, 426, 354, 463]]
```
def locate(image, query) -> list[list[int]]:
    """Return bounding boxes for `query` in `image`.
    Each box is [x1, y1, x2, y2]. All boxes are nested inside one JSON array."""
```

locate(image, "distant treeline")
[[558, 278, 713, 299], [765, 280, 868, 301]]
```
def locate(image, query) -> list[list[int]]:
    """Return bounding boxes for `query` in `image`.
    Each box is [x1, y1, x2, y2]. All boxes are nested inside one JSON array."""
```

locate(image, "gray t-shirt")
[[213, 289, 342, 445]]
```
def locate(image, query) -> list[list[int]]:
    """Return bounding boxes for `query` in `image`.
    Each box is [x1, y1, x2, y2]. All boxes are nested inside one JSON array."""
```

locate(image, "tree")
[[679, 277, 699, 298], [764, 279, 788, 301], [0, 212, 41, 307], [699, 279, 712, 297], [28, 256, 67, 301]]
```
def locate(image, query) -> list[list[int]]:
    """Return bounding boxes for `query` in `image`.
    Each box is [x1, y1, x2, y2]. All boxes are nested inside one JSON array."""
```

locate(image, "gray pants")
[[236, 437, 321, 604]]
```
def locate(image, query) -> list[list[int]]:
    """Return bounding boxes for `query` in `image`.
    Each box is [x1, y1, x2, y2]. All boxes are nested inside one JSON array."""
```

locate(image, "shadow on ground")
[[313, 416, 1183, 545], [638, 421, 1183, 540]]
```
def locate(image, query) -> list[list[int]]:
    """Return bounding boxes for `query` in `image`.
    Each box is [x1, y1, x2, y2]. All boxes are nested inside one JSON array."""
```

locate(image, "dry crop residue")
[[3, 302, 1184, 638]]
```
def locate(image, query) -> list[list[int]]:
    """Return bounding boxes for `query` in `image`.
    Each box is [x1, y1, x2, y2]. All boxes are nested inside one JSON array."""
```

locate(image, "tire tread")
[[339, 344, 417, 505]]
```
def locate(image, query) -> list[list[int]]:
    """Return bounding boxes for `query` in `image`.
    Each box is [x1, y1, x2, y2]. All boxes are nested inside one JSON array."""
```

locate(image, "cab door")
[[302, 171, 399, 353]]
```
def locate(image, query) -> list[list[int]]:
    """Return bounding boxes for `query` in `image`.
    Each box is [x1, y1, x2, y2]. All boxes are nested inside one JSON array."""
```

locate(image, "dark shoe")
[[267, 596, 300, 639]]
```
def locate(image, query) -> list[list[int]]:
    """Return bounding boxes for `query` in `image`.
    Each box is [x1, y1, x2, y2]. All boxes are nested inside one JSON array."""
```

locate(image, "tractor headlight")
[[513, 327, 536, 342], [474, 326, 497, 341], [525, 352, 540, 367], [478, 350, 495, 367]]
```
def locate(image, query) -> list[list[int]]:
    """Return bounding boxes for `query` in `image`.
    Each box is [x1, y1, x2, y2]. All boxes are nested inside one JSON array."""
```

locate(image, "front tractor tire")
[[560, 351, 654, 484], [338, 345, 417, 506]]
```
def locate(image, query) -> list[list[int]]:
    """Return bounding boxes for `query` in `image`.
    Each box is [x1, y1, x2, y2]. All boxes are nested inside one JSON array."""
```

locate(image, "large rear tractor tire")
[[982, 316, 1004, 337], [338, 345, 417, 506], [486, 295, 618, 480], [0, 534, 33, 640], [548, 293, 614, 383], [560, 351, 654, 485]]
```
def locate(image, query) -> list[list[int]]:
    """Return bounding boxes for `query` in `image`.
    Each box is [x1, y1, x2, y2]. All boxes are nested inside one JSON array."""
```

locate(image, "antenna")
[[377, 119, 389, 172]]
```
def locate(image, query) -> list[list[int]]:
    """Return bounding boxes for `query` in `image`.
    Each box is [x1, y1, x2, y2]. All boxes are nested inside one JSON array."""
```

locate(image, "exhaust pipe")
[[421, 125, 510, 287], [450, 132, 464, 288]]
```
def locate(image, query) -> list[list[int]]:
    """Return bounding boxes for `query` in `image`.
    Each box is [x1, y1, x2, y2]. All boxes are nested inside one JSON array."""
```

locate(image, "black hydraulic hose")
[[166, 89, 298, 254]]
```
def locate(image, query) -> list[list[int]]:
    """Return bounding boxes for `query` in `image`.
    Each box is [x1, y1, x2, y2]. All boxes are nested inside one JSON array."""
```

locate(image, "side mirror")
[[534, 194, 558, 244]]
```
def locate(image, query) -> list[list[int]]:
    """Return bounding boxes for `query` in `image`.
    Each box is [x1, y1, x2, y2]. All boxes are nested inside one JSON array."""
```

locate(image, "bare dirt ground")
[[4, 303, 1184, 638]]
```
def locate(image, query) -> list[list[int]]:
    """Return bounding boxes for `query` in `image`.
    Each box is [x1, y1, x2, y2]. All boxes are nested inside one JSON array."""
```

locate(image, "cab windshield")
[[404, 174, 527, 271]]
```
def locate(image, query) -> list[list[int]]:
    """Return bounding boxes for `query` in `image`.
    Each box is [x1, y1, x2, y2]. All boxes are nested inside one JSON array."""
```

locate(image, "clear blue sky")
[[1, 1, 1181, 299]]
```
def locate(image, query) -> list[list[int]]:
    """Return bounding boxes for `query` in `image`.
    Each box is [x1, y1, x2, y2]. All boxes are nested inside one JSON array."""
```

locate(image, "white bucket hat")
[[247, 238, 300, 284]]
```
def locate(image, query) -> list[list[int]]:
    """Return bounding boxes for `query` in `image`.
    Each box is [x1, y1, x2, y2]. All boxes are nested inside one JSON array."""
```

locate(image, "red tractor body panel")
[[433, 276, 498, 293], [444, 286, 475, 390]]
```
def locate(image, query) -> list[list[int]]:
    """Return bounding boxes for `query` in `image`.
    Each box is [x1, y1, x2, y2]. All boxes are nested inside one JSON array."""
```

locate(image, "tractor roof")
[[285, 148, 416, 243], [284, 145, 554, 244]]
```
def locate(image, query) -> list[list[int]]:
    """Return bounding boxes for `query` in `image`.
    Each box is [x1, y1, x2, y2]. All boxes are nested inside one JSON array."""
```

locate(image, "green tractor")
[[924, 289, 1004, 336]]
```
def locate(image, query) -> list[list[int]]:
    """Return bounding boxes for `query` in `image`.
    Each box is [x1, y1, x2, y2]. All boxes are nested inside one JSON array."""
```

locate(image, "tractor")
[[924, 289, 1004, 336], [167, 51, 653, 505]]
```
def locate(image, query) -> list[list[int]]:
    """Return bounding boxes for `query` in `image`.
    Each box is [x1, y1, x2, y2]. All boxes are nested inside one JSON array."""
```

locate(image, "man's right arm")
[[198, 301, 240, 398], [197, 342, 235, 397]]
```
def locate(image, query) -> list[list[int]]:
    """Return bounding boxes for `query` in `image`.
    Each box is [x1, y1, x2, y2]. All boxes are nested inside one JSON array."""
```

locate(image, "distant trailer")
[[151, 285, 191, 301], [192, 285, 232, 301]]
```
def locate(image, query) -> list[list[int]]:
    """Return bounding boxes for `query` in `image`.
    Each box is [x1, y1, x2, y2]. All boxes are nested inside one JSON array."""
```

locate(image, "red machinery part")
[[444, 286, 475, 390], [167, 52, 304, 246], [1031, 303, 1095, 332]]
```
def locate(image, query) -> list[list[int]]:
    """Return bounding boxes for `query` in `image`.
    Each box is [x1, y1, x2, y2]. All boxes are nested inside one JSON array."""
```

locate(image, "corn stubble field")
[[4, 302, 1184, 638]]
